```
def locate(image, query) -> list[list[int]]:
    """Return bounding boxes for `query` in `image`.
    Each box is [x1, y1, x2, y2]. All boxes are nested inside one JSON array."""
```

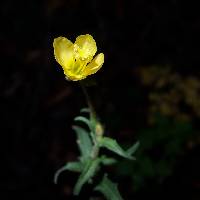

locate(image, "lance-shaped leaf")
[[73, 158, 101, 195], [99, 137, 136, 160], [126, 141, 140, 156], [95, 174, 124, 200], [54, 161, 83, 184], [74, 116, 91, 129], [72, 125, 92, 160], [100, 155, 117, 166], [80, 107, 90, 113]]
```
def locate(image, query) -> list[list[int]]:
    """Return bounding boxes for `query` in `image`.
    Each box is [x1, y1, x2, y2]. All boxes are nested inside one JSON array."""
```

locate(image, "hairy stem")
[[80, 81, 96, 121], [79, 81, 100, 159]]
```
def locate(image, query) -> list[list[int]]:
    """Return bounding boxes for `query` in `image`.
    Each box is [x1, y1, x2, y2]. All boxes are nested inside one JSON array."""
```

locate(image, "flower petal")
[[74, 34, 97, 60], [53, 37, 74, 69], [64, 60, 87, 81], [83, 53, 104, 76]]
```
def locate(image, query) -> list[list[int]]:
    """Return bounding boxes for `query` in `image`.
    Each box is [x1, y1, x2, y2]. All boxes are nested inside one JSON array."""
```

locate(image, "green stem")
[[79, 81, 97, 121], [91, 143, 99, 159], [79, 81, 100, 159]]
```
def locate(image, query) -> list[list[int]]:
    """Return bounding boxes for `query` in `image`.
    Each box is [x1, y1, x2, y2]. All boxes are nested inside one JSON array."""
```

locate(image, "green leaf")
[[72, 126, 93, 160], [100, 155, 117, 166], [54, 162, 83, 184], [74, 116, 91, 128], [95, 174, 124, 200], [73, 158, 101, 195], [80, 107, 90, 113], [126, 141, 140, 156], [99, 137, 136, 160]]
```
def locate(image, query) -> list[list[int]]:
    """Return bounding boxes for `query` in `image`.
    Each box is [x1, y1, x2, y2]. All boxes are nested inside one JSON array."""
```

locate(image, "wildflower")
[[53, 34, 104, 81]]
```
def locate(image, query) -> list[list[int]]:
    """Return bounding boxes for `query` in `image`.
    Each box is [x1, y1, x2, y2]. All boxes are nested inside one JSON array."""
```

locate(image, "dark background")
[[1, 0, 200, 199]]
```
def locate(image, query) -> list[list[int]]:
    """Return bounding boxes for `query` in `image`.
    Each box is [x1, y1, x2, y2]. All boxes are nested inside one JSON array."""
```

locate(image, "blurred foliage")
[[138, 66, 200, 123], [116, 114, 196, 191], [115, 66, 200, 192]]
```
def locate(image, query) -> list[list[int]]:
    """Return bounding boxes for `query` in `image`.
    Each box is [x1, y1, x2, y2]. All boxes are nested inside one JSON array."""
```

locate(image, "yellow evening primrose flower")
[[53, 34, 104, 81]]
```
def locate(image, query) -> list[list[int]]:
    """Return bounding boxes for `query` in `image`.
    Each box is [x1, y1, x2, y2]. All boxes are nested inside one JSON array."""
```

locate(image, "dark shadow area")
[[1, 0, 200, 199]]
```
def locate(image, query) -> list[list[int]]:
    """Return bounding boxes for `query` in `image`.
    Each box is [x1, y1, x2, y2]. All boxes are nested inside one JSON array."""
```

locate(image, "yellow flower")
[[53, 34, 104, 81]]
